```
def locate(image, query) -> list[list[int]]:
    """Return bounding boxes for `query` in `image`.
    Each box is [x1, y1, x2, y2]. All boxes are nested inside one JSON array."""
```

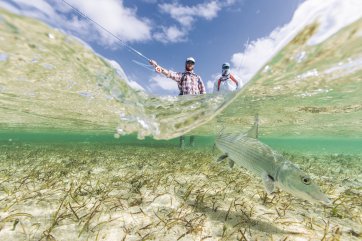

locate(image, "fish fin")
[[216, 153, 228, 163], [228, 159, 235, 169], [246, 114, 259, 139], [261, 172, 275, 195]]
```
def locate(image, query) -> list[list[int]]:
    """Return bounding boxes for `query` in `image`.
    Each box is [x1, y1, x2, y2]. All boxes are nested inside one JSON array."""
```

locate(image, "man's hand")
[[149, 59, 163, 73], [149, 59, 158, 67]]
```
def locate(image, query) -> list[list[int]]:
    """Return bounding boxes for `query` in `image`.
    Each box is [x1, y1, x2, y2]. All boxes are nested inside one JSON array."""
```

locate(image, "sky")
[[0, 0, 361, 95]]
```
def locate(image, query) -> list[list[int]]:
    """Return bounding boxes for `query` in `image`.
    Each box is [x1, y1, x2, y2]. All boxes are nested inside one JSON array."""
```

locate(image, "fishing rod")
[[62, 0, 151, 62]]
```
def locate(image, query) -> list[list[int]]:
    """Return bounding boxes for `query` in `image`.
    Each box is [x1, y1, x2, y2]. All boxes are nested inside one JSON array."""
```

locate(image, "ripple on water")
[[295, 51, 307, 63], [77, 91, 94, 99], [48, 33, 55, 39], [0, 53, 8, 62], [42, 63, 55, 70]]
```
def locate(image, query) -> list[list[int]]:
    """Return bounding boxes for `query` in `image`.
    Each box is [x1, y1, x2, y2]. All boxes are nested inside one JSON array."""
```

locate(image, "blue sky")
[[119, 0, 303, 95], [1, 0, 360, 95]]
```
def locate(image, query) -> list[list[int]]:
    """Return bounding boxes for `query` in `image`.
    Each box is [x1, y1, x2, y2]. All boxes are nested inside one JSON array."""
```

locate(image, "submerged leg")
[[180, 136, 185, 149], [216, 153, 228, 163], [190, 136, 195, 147]]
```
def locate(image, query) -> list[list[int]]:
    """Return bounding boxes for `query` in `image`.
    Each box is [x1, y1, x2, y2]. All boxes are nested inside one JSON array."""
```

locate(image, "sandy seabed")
[[0, 142, 361, 241]]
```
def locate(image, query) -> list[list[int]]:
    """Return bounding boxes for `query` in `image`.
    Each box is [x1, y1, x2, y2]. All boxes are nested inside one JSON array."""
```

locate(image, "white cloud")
[[230, 0, 362, 85], [149, 74, 179, 93], [159, 1, 221, 26], [141, 0, 158, 4], [157, 0, 236, 43], [231, 37, 276, 82], [1, 0, 152, 45], [206, 80, 214, 92], [64, 0, 151, 43], [153, 25, 187, 43]]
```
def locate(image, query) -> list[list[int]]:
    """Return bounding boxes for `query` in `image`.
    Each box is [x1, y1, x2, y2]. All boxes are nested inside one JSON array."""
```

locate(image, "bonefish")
[[215, 115, 331, 204]]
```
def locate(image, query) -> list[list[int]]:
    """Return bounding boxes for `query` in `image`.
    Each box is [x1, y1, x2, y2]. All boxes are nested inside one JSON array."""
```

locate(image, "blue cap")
[[222, 63, 230, 69]]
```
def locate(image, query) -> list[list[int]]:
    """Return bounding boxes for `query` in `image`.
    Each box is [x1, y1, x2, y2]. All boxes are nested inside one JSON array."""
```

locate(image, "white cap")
[[186, 57, 195, 63]]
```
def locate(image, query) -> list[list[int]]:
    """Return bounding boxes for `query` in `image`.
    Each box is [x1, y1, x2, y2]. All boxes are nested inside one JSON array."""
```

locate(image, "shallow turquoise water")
[[261, 137, 362, 155], [1, 131, 361, 155]]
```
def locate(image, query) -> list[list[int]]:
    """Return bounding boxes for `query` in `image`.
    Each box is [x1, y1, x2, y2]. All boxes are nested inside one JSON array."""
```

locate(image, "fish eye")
[[301, 176, 311, 185]]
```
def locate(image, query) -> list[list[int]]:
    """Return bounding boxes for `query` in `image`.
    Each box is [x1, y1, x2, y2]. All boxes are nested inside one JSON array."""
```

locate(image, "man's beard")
[[186, 66, 194, 71], [222, 69, 230, 76]]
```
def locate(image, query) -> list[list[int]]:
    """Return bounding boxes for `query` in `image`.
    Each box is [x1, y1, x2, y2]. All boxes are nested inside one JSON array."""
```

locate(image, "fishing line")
[[62, 0, 151, 62], [132, 60, 154, 71], [240, 37, 249, 67]]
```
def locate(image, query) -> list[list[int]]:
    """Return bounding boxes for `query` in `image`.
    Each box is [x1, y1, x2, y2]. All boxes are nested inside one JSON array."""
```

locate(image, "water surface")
[[0, 7, 361, 241]]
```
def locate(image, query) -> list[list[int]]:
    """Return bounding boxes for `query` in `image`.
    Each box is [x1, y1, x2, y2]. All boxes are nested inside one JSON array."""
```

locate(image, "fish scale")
[[216, 133, 278, 177]]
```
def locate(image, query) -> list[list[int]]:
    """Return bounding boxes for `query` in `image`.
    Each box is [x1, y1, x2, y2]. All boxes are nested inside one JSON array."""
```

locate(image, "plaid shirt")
[[168, 71, 206, 95]]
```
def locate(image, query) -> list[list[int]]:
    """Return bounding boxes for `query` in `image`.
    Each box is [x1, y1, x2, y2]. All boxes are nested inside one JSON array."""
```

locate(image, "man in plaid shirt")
[[149, 57, 206, 95], [149, 57, 206, 148]]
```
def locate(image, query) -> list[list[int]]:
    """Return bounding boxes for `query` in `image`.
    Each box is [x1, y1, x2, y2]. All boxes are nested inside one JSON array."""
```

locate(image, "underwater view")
[[0, 1, 361, 240]]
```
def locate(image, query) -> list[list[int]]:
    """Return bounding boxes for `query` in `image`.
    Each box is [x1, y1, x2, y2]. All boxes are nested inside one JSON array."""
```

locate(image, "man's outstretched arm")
[[149, 60, 182, 83], [149, 59, 170, 77]]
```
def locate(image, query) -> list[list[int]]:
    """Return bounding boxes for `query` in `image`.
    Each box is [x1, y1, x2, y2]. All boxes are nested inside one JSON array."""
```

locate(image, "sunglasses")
[[186, 61, 195, 65], [222, 66, 230, 69]]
